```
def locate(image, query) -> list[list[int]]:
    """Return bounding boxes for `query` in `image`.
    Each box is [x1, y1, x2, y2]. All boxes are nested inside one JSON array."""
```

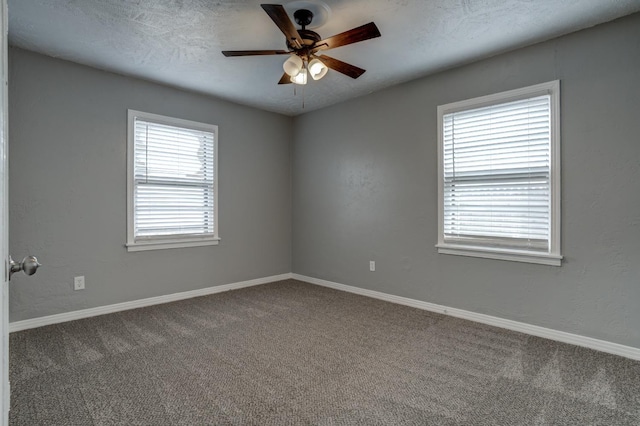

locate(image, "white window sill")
[[436, 244, 562, 266], [127, 238, 220, 252]]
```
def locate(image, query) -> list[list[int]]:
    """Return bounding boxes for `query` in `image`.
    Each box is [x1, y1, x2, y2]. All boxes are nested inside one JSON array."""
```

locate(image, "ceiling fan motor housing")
[[298, 29, 321, 46]]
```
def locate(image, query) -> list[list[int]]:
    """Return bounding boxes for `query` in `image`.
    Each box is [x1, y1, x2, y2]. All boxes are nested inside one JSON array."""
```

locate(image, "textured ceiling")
[[8, 0, 640, 116]]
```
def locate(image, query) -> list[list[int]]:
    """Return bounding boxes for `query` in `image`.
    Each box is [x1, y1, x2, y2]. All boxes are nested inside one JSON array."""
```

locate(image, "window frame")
[[126, 110, 220, 252], [436, 81, 562, 266]]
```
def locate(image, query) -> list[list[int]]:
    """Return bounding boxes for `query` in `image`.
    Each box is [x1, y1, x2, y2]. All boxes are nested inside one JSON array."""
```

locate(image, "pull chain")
[[293, 83, 305, 109]]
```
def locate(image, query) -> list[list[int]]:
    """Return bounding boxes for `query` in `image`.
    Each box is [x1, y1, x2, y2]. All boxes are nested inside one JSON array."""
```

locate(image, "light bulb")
[[291, 68, 308, 85], [283, 55, 303, 77], [308, 58, 328, 80]]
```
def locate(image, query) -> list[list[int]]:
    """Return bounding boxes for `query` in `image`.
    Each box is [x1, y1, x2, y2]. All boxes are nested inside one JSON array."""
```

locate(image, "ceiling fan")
[[222, 4, 381, 85]]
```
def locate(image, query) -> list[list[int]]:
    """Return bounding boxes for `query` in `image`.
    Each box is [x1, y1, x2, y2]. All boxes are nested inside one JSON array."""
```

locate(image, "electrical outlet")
[[74, 276, 85, 290], [369, 261, 376, 272]]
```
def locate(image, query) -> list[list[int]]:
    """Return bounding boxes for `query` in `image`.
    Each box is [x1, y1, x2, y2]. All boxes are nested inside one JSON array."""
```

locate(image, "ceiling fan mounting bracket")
[[293, 9, 314, 28], [285, 1, 331, 29]]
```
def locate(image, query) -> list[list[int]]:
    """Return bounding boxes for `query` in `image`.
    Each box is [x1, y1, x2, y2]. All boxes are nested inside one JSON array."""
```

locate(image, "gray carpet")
[[9, 279, 640, 425]]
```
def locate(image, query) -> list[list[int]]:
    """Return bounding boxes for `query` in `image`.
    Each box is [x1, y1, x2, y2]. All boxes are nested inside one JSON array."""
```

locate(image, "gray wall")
[[9, 13, 640, 349], [292, 14, 640, 348], [9, 48, 292, 322]]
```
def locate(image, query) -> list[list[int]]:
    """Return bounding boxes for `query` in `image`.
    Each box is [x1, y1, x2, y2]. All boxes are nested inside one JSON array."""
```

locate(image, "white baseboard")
[[9, 273, 293, 333], [292, 273, 640, 361], [11, 271, 640, 361]]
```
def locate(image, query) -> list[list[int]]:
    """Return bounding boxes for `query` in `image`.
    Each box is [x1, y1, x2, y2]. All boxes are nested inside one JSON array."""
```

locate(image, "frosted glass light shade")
[[309, 58, 328, 80], [291, 69, 308, 85], [283, 55, 303, 77]]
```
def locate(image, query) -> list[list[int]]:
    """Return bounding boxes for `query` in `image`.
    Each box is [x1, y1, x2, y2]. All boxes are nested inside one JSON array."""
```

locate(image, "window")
[[436, 81, 561, 266], [127, 110, 219, 251]]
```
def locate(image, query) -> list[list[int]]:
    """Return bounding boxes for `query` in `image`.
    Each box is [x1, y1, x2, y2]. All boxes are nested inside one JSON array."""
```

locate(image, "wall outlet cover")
[[74, 276, 85, 290]]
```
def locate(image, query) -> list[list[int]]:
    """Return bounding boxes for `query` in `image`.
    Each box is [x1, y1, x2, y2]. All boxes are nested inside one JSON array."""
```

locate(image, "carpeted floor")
[[9, 279, 640, 425]]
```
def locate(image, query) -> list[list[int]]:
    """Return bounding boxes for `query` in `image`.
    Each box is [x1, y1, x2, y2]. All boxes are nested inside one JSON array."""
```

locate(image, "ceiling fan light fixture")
[[291, 68, 308, 85], [308, 58, 328, 80], [283, 55, 303, 77]]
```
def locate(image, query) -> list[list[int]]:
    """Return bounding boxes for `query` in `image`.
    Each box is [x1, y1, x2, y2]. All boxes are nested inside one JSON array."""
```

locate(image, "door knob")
[[9, 255, 41, 279]]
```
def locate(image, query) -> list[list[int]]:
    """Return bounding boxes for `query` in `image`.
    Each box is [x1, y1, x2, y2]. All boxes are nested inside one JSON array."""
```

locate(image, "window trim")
[[436, 81, 562, 266], [126, 110, 220, 252]]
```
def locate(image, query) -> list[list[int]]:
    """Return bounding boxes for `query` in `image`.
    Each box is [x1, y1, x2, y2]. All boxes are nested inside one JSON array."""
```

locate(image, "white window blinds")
[[442, 95, 551, 252], [133, 117, 215, 241]]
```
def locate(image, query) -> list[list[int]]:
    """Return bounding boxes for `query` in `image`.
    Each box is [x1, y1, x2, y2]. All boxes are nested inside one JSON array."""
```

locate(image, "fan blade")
[[278, 73, 292, 84], [222, 50, 289, 57], [316, 55, 366, 79], [261, 4, 303, 49], [312, 22, 381, 52]]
